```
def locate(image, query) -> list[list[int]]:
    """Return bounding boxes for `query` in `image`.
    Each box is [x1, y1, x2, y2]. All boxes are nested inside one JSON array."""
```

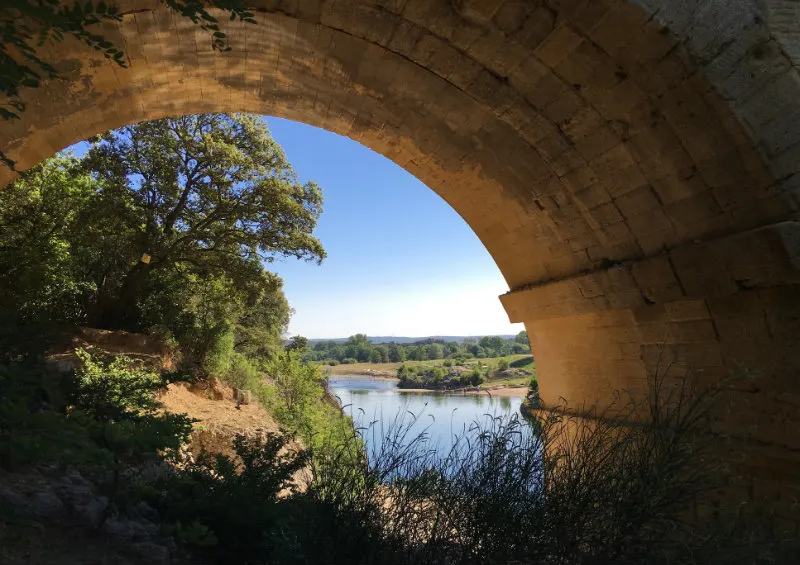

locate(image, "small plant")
[[73, 348, 163, 421], [151, 433, 309, 562]]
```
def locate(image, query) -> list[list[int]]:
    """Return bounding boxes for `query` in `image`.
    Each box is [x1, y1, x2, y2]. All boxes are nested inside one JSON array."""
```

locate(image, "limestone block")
[[631, 255, 684, 303]]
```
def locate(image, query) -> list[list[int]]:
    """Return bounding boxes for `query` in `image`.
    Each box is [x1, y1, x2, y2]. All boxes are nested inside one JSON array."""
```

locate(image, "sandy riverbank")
[[331, 374, 528, 397], [330, 372, 399, 382], [396, 386, 528, 397]]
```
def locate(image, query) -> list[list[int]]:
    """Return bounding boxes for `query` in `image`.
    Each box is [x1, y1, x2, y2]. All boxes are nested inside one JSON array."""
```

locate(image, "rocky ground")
[[1, 367, 289, 564]]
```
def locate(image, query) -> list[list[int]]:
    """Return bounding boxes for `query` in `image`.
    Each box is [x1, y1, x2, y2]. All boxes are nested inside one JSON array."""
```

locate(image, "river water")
[[328, 376, 528, 461]]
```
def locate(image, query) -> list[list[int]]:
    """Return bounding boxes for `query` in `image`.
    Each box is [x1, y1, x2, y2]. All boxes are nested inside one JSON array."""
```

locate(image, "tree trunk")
[[99, 260, 152, 329]]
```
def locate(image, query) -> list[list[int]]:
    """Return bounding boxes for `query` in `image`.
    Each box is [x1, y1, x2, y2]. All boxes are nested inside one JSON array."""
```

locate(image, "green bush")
[[342, 358, 357, 365], [224, 352, 260, 391], [497, 358, 509, 371], [150, 433, 309, 563], [73, 349, 163, 421], [200, 328, 235, 377], [0, 362, 110, 469]]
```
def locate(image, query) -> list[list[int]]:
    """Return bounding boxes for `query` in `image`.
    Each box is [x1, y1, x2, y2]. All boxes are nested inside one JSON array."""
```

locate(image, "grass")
[[324, 354, 534, 387], [324, 355, 535, 390]]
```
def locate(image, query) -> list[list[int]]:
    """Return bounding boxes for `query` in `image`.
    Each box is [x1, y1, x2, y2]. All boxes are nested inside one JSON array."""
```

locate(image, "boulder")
[[0, 484, 27, 508], [74, 495, 109, 528], [28, 491, 66, 518], [128, 542, 171, 565]]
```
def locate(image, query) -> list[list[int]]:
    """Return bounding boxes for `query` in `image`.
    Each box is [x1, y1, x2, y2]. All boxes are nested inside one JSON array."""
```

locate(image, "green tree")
[[82, 113, 325, 327], [286, 335, 309, 353], [515, 330, 529, 345], [387, 343, 405, 363], [427, 343, 444, 360], [374, 344, 389, 363], [478, 335, 505, 357]]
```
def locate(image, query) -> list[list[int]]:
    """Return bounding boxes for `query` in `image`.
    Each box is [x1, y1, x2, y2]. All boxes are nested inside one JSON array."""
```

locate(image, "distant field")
[[322, 355, 535, 387]]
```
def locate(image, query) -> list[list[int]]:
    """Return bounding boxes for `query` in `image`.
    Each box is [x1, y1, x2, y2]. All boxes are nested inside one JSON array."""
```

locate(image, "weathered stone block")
[[631, 255, 684, 303]]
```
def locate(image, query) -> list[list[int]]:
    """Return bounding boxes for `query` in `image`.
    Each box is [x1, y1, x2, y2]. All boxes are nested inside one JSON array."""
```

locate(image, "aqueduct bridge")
[[2, 0, 800, 533]]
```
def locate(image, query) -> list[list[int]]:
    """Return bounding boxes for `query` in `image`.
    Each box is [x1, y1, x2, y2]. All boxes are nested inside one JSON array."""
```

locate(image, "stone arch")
[[2, 0, 800, 526]]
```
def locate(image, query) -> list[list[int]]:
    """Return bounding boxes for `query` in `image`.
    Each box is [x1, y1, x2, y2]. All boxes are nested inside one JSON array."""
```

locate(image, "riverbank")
[[331, 373, 528, 397], [323, 354, 533, 377], [396, 386, 528, 397]]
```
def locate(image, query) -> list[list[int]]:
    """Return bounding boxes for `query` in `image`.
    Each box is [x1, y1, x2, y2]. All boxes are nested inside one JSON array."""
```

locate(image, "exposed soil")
[[159, 380, 278, 436]]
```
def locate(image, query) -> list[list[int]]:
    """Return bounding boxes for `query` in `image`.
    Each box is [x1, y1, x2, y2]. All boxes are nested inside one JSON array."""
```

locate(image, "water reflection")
[[329, 376, 527, 459]]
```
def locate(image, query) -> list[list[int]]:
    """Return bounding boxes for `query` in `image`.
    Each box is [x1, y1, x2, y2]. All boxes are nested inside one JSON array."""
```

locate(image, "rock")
[[128, 542, 171, 565], [0, 484, 27, 508], [28, 491, 66, 518], [136, 500, 159, 522], [74, 495, 109, 528], [102, 515, 135, 538], [103, 514, 157, 540], [64, 466, 93, 488]]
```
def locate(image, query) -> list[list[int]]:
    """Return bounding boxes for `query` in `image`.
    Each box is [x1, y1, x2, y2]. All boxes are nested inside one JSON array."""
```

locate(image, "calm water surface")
[[329, 376, 528, 458]]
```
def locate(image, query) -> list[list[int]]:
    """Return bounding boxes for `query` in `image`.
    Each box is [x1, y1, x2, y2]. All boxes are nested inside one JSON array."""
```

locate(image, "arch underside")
[[2, 0, 800, 526]]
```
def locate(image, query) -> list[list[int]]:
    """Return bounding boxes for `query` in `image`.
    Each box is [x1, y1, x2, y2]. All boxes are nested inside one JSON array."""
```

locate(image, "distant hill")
[[307, 335, 517, 345]]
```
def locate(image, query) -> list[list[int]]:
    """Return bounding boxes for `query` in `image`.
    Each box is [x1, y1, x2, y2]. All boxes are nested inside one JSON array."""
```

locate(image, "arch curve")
[[3, 0, 800, 523]]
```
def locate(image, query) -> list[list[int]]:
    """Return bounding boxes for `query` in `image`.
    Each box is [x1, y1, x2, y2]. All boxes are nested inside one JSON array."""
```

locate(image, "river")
[[328, 376, 529, 462]]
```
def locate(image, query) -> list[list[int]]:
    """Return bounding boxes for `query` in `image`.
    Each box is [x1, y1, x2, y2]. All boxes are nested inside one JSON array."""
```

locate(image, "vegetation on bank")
[[0, 113, 322, 362], [2, 107, 792, 562], [395, 355, 535, 390], [304, 332, 531, 365], [4, 350, 786, 564]]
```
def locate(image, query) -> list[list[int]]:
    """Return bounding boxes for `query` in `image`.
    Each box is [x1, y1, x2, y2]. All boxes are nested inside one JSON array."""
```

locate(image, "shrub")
[[442, 359, 453, 367], [150, 433, 309, 564], [73, 348, 163, 421], [328, 359, 340, 366], [497, 358, 509, 371], [0, 362, 110, 469], [224, 352, 260, 391], [279, 374, 763, 565], [200, 328, 235, 377], [342, 358, 357, 365]]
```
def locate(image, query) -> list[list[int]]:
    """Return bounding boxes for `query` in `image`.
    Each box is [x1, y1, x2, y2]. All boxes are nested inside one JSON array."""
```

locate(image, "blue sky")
[[264, 118, 520, 339]]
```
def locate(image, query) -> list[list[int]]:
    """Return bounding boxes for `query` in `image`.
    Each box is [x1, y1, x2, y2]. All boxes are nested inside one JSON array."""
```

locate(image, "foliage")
[[72, 348, 163, 421], [285, 335, 308, 353], [0, 114, 315, 369], [396, 361, 493, 390], [0, 350, 193, 482], [305, 334, 530, 365], [256, 374, 763, 565], [0, 155, 96, 358], [0, 0, 258, 168], [150, 433, 309, 563], [0, 361, 110, 469], [262, 353, 330, 441], [82, 113, 324, 328]]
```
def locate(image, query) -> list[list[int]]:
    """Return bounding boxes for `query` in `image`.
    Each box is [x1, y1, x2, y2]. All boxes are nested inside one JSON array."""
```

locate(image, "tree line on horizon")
[[301, 332, 530, 365]]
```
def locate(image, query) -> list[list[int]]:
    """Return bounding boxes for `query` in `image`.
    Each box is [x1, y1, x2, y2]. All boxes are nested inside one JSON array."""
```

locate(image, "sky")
[[263, 117, 521, 339]]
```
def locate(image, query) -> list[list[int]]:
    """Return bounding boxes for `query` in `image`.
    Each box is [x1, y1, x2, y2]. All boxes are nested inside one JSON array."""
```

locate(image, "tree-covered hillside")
[[303, 332, 530, 365]]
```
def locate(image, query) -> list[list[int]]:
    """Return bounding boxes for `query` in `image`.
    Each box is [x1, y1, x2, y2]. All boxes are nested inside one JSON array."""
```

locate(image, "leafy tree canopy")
[[0, 113, 323, 367], [82, 113, 324, 327]]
